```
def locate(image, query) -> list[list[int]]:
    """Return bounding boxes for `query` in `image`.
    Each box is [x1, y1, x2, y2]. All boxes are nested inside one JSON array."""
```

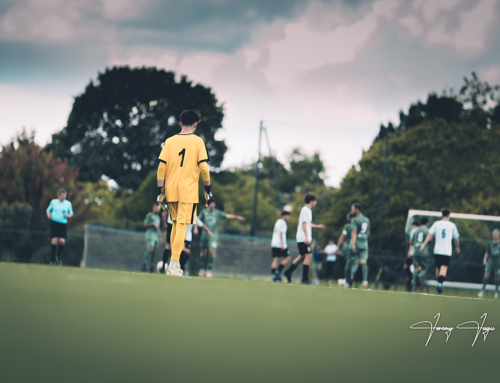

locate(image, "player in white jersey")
[[271, 211, 291, 282], [420, 208, 460, 294], [283, 194, 325, 284]]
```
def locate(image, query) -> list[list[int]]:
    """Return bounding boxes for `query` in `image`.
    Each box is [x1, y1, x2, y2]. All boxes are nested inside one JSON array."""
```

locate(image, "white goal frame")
[[405, 209, 500, 234]]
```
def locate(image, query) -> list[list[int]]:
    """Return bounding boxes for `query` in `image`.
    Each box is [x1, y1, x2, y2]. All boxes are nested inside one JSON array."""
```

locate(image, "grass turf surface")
[[1, 263, 499, 383]]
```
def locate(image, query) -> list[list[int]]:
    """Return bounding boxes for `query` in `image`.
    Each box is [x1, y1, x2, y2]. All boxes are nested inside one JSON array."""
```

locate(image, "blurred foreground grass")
[[0, 263, 498, 383]]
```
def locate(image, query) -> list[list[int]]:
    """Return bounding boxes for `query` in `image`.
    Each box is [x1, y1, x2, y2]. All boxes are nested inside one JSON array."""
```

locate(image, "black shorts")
[[166, 223, 173, 243], [297, 242, 312, 256], [272, 248, 290, 258], [434, 254, 451, 268], [50, 220, 67, 239], [184, 241, 191, 249], [405, 257, 413, 266]]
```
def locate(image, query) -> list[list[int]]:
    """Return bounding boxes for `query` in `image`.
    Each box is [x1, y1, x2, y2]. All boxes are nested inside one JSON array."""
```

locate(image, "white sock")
[[169, 260, 179, 269]]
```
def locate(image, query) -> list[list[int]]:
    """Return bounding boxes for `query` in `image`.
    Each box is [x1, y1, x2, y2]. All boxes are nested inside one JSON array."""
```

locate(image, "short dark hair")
[[412, 221, 420, 227], [180, 110, 201, 126], [353, 203, 362, 212], [441, 208, 451, 217], [58, 189, 67, 195], [304, 194, 317, 204], [281, 211, 291, 217], [347, 212, 356, 221], [421, 218, 429, 225]]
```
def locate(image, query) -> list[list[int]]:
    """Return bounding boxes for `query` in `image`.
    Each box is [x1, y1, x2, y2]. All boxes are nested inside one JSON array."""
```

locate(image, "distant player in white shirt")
[[283, 194, 325, 284], [324, 239, 342, 286], [271, 211, 291, 282], [420, 208, 460, 294]]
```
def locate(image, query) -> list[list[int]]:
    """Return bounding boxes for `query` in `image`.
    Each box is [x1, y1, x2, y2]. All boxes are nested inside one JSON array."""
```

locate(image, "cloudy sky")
[[1, 0, 500, 186]]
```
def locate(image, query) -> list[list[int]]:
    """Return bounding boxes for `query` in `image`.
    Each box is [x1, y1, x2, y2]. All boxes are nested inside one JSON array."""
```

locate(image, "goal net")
[[81, 224, 303, 282], [405, 209, 500, 289]]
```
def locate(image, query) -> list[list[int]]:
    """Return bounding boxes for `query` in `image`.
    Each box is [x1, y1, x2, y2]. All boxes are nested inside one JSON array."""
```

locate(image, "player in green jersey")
[[408, 218, 430, 292], [141, 204, 163, 272], [350, 203, 371, 288], [338, 212, 356, 287], [198, 200, 245, 277], [479, 229, 500, 299]]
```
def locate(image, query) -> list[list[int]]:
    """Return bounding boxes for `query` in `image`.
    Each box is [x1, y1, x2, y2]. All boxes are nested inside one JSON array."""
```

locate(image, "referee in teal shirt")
[[46, 189, 73, 265]]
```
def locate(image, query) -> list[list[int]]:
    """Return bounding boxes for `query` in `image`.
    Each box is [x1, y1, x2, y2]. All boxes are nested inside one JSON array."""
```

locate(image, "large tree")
[[47, 66, 226, 190], [324, 117, 500, 258]]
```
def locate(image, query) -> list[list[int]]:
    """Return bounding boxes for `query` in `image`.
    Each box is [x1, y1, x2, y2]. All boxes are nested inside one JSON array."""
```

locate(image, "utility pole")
[[377, 128, 389, 256], [250, 121, 263, 237], [263, 127, 283, 210]]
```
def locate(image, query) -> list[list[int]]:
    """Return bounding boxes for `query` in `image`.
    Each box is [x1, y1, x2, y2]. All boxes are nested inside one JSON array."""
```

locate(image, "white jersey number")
[[360, 222, 368, 234], [417, 232, 424, 243]]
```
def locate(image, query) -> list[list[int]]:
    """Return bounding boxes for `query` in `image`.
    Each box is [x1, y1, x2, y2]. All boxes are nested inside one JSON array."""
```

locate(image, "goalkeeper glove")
[[157, 186, 166, 211], [204, 185, 214, 207]]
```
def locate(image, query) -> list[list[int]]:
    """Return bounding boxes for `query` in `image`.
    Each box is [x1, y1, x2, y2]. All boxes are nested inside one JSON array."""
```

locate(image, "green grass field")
[[1, 262, 499, 383]]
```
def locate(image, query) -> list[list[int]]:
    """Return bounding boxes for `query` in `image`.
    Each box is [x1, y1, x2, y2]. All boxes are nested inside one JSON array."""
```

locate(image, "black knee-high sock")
[[271, 268, 277, 275], [437, 275, 445, 284], [162, 249, 170, 264], [278, 264, 285, 273], [51, 245, 56, 263], [302, 265, 310, 281], [339, 256, 346, 279], [56, 244, 64, 264], [286, 263, 297, 275], [161, 249, 170, 271], [180, 251, 189, 271]]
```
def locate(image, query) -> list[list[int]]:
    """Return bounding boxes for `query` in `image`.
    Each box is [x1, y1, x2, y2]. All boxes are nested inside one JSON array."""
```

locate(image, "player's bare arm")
[[420, 233, 433, 253], [408, 241, 414, 258], [483, 251, 488, 265], [226, 214, 245, 221], [302, 222, 309, 245], [454, 237, 460, 254], [351, 230, 357, 252], [338, 233, 345, 248], [311, 223, 325, 229], [280, 232, 286, 250], [202, 225, 215, 238]]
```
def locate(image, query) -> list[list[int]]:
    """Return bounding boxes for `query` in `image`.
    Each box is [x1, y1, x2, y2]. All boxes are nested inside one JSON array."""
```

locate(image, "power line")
[[263, 120, 376, 134]]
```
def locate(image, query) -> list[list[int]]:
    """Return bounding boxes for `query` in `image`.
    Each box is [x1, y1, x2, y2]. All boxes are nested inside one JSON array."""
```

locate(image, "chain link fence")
[[0, 224, 492, 290]]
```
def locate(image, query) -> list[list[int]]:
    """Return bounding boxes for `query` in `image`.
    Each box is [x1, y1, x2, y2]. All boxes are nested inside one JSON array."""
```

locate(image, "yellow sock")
[[170, 221, 177, 250], [171, 222, 187, 262]]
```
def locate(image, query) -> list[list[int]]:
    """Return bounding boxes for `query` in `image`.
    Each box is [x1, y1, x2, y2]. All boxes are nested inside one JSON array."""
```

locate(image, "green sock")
[[142, 250, 151, 267], [345, 262, 351, 284], [208, 256, 214, 271], [482, 277, 488, 291], [496, 278, 499, 293], [361, 263, 368, 282], [351, 263, 359, 281], [200, 254, 207, 271], [412, 272, 419, 291], [149, 251, 156, 271]]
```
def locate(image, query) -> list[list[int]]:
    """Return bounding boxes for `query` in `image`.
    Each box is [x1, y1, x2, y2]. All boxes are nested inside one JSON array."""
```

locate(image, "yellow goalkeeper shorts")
[[167, 202, 197, 224]]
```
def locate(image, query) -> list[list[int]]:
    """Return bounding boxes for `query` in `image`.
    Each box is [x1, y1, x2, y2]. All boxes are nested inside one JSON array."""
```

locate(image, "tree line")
[[1, 68, 499, 266]]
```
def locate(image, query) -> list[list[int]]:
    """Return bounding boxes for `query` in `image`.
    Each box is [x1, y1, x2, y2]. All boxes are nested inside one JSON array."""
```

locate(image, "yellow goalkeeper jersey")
[[158, 133, 210, 203]]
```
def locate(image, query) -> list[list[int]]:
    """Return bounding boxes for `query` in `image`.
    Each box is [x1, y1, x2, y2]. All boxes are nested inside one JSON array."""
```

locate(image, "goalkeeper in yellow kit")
[[156, 110, 213, 276]]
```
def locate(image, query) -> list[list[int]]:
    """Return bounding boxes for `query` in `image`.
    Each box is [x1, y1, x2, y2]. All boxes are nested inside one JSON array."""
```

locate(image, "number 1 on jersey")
[[179, 149, 186, 167]]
